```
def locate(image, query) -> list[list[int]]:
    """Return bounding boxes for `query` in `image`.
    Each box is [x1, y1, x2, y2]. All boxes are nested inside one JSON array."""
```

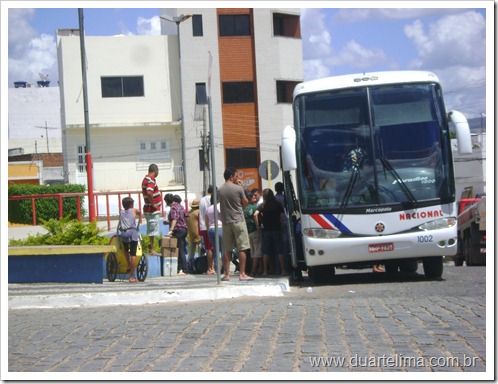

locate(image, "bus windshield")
[[295, 83, 454, 212]]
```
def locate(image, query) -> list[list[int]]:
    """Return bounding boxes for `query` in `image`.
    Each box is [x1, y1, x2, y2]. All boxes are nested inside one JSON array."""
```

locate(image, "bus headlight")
[[418, 217, 457, 231], [304, 228, 342, 239]]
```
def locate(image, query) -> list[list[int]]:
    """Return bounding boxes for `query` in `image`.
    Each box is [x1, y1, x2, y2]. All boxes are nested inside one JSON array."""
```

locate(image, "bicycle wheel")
[[106, 252, 118, 282], [137, 255, 148, 282]]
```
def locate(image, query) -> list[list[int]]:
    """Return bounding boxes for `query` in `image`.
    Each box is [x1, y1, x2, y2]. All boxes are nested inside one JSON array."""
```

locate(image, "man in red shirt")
[[142, 164, 162, 255]]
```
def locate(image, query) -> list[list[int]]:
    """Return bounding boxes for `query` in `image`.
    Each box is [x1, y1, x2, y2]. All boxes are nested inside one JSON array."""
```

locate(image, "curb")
[[8, 278, 290, 310]]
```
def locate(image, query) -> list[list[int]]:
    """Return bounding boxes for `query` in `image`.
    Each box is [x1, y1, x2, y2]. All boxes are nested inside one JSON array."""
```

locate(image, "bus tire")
[[384, 262, 398, 275], [309, 265, 335, 285], [423, 256, 443, 278], [399, 260, 418, 273]]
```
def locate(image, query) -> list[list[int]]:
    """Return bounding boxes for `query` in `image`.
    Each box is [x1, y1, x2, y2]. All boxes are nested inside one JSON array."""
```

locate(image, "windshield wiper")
[[380, 157, 418, 207], [339, 169, 359, 210]]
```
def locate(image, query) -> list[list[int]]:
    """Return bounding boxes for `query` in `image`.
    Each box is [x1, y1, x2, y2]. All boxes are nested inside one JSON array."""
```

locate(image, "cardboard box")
[[162, 247, 179, 258], [161, 236, 178, 249]]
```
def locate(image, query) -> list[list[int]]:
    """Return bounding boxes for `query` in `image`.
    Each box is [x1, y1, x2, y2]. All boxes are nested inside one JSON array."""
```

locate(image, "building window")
[[192, 15, 203, 36], [196, 83, 208, 105], [222, 82, 254, 104], [199, 149, 209, 171], [101, 76, 144, 98], [77, 145, 86, 173], [273, 13, 301, 38], [276, 80, 300, 103], [139, 140, 170, 162], [219, 14, 251, 36], [226, 148, 258, 169]]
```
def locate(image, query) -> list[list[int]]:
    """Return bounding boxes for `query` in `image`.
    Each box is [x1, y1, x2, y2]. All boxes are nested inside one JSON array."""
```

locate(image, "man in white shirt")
[[199, 185, 214, 273]]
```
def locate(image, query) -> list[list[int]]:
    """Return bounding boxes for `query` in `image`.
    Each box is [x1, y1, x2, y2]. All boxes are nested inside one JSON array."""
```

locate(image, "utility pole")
[[160, 13, 192, 209], [78, 8, 96, 222], [35, 121, 58, 153]]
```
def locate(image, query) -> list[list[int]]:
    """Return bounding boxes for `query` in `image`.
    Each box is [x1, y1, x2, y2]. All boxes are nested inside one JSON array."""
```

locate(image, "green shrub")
[[9, 217, 109, 246], [8, 184, 86, 224]]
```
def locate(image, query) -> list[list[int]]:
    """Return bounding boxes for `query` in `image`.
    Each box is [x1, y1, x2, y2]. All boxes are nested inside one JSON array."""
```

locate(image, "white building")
[[170, 8, 303, 195], [8, 86, 62, 155], [57, 31, 183, 190]]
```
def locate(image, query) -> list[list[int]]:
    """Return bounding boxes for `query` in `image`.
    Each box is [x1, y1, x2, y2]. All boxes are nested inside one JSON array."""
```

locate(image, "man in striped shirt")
[[142, 164, 162, 255]]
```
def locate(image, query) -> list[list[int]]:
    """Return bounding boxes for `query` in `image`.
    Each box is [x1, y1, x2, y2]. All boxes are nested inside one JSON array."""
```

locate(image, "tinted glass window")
[[222, 82, 254, 103], [192, 15, 203, 36], [219, 15, 251, 36], [101, 76, 144, 98]]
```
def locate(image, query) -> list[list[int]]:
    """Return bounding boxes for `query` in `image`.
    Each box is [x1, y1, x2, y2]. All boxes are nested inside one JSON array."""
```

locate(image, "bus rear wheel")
[[309, 265, 335, 285], [422, 256, 443, 278]]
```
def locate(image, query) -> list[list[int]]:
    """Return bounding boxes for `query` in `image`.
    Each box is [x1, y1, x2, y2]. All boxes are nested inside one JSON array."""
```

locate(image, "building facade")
[[168, 8, 303, 195], [8, 86, 62, 155], [57, 31, 183, 190], [56, 8, 303, 198]]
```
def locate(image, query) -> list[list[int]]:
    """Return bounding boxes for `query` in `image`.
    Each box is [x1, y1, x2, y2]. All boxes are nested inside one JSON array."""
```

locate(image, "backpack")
[[190, 255, 208, 274]]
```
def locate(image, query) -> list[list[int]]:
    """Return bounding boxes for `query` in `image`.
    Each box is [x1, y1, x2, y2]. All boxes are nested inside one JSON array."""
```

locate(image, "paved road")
[[7, 264, 487, 378]]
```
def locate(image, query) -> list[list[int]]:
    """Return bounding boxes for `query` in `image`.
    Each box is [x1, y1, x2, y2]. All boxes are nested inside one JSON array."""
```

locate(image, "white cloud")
[[8, 8, 37, 52], [328, 40, 387, 68], [335, 8, 461, 23], [303, 59, 330, 80], [301, 9, 332, 60], [435, 65, 486, 116], [403, 11, 486, 117], [137, 16, 161, 35], [9, 28, 57, 86], [404, 11, 486, 69]]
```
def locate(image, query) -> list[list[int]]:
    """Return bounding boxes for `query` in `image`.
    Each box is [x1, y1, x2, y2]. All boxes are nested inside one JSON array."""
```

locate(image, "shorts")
[[222, 221, 250, 253], [208, 227, 223, 255], [249, 230, 262, 258], [144, 212, 162, 237], [123, 240, 138, 257], [261, 230, 284, 255], [200, 229, 212, 251]]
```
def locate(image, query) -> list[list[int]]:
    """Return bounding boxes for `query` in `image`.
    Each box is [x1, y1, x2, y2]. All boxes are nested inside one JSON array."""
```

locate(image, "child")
[[119, 197, 140, 282]]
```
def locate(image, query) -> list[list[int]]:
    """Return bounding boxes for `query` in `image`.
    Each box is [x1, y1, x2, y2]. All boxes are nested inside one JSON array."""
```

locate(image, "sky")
[[4, 2, 491, 119]]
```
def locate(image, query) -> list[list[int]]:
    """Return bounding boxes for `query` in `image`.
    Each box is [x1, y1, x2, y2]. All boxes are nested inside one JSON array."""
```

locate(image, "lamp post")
[[78, 8, 96, 222], [160, 14, 192, 209]]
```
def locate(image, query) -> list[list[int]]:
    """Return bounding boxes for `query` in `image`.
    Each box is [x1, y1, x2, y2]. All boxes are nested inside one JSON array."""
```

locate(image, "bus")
[[281, 71, 473, 284]]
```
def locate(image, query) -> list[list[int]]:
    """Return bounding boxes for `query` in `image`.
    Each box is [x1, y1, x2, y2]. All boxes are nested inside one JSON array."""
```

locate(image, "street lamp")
[[160, 14, 192, 209]]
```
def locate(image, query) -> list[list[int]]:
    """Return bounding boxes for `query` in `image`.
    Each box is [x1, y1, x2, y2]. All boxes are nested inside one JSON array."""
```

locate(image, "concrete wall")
[[8, 86, 62, 154], [57, 34, 183, 191], [177, 8, 303, 197]]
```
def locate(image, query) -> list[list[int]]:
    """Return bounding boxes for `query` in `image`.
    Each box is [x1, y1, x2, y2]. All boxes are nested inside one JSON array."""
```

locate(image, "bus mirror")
[[282, 125, 297, 171], [449, 110, 472, 155]]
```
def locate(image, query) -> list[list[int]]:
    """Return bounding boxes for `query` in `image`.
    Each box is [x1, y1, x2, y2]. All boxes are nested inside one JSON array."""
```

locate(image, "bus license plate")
[[368, 242, 394, 253]]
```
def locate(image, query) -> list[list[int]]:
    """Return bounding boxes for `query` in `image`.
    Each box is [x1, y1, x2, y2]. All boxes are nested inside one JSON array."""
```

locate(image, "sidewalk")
[[8, 274, 290, 310], [7, 224, 290, 309]]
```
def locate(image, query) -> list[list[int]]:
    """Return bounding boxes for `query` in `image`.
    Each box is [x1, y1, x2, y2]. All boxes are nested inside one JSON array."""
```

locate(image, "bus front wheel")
[[422, 256, 443, 278]]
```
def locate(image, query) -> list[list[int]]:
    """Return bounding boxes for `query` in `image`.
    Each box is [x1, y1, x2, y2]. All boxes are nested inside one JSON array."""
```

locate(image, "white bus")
[[281, 71, 473, 284]]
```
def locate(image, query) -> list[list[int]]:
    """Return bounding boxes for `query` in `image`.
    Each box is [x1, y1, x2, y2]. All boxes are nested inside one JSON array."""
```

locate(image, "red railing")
[[8, 189, 185, 231]]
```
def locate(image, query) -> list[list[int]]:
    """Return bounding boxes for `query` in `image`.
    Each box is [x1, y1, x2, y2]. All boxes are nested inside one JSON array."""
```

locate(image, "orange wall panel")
[[221, 104, 258, 148], [219, 39, 255, 81]]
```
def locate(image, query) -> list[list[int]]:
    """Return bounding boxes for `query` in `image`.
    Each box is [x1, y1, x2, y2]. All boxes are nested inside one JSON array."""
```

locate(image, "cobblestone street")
[[8, 265, 488, 379]]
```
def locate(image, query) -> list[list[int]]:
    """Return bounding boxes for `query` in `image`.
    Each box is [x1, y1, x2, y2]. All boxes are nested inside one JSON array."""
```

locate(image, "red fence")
[[8, 189, 185, 231]]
